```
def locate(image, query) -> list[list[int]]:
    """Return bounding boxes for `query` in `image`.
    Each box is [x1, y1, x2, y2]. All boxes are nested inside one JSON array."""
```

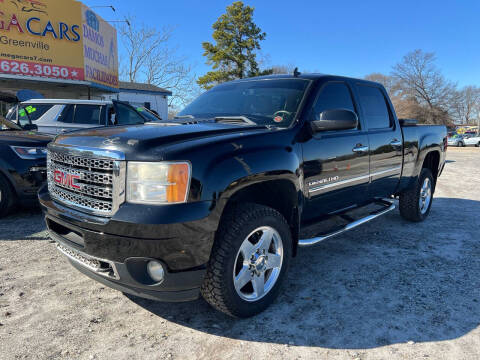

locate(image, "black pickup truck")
[[39, 74, 447, 317]]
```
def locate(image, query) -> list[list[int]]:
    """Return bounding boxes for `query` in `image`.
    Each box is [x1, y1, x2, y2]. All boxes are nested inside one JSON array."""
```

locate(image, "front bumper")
[[39, 185, 218, 302], [5, 160, 47, 203]]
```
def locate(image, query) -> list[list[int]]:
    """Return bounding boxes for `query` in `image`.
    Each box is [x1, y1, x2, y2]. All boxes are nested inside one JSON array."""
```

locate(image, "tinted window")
[[357, 85, 391, 129], [312, 82, 355, 120], [74, 105, 101, 125], [178, 79, 310, 128], [57, 105, 74, 123], [114, 103, 145, 125]]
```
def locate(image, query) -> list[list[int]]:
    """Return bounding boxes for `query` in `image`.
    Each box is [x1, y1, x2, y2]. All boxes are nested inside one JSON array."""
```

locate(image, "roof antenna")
[[293, 67, 301, 77]]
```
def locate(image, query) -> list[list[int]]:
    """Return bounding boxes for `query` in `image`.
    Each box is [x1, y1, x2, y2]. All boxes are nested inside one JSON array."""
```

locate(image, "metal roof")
[[21, 99, 111, 105], [119, 81, 172, 96]]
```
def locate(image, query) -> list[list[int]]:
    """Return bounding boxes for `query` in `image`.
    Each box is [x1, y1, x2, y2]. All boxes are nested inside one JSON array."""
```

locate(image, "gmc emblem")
[[53, 170, 81, 190]]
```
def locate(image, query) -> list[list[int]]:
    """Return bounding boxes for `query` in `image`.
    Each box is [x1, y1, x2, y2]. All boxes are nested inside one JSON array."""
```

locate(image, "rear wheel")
[[399, 168, 434, 222], [201, 203, 292, 318], [0, 174, 15, 218], [458, 141, 465, 147]]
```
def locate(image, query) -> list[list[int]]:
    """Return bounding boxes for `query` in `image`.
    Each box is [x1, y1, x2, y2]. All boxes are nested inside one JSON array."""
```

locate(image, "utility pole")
[[477, 113, 480, 135]]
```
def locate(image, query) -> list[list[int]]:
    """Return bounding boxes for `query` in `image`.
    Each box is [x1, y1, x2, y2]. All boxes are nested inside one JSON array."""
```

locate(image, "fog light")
[[146, 260, 165, 283]]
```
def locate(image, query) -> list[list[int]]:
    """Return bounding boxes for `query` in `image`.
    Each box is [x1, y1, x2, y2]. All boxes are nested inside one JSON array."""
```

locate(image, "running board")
[[298, 200, 396, 246]]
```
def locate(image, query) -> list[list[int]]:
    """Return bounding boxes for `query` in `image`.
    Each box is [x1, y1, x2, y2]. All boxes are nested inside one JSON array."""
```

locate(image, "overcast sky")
[[85, 0, 480, 87]]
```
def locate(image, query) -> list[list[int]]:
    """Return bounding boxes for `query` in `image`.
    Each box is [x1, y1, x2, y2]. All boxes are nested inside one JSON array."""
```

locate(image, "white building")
[[104, 82, 172, 120]]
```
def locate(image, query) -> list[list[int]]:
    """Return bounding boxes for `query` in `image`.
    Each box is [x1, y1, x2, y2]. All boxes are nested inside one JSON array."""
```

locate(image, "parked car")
[[463, 133, 480, 147], [6, 99, 160, 135], [39, 74, 447, 317], [0, 116, 52, 217], [447, 134, 466, 147]]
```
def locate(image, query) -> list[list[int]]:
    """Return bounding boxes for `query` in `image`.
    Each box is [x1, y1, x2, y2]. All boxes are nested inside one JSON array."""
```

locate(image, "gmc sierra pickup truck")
[[39, 74, 447, 317]]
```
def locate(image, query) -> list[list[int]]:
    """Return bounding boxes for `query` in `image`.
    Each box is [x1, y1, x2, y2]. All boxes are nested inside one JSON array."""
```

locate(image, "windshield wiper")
[[214, 116, 256, 125], [175, 114, 195, 119]]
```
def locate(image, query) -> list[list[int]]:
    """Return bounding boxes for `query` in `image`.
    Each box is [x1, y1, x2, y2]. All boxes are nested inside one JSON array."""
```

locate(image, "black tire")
[[459, 141, 465, 147], [476, 142, 479, 147], [399, 168, 434, 222], [0, 174, 15, 218], [201, 203, 292, 318]]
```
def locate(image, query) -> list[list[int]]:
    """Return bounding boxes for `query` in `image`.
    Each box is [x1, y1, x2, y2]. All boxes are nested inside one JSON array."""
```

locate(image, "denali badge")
[[308, 176, 340, 187], [53, 170, 81, 190]]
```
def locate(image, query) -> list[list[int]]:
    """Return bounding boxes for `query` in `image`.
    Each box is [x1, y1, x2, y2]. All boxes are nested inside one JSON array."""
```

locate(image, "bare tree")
[[451, 86, 480, 124], [118, 16, 197, 110], [364, 73, 401, 98], [365, 73, 414, 120], [270, 64, 296, 75], [144, 46, 198, 109], [392, 49, 456, 124]]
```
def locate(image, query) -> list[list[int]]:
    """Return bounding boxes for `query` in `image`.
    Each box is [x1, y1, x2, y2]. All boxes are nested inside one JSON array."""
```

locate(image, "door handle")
[[390, 139, 402, 147], [352, 145, 369, 153]]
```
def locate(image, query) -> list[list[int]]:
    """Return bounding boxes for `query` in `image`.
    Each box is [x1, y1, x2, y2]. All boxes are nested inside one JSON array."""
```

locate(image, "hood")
[[0, 130, 53, 146], [52, 122, 272, 157]]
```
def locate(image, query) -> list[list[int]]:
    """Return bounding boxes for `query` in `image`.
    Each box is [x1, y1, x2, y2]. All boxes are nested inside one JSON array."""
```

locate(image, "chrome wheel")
[[233, 226, 283, 302], [419, 177, 432, 214]]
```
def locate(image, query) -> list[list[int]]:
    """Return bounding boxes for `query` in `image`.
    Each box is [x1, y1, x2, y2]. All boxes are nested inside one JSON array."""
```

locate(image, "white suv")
[[463, 133, 480, 147], [6, 99, 161, 135]]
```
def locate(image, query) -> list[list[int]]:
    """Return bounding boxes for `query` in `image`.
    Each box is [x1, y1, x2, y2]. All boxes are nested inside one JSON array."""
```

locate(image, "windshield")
[[0, 115, 22, 131], [136, 107, 162, 122], [5, 107, 16, 121], [18, 104, 54, 127], [178, 79, 310, 128]]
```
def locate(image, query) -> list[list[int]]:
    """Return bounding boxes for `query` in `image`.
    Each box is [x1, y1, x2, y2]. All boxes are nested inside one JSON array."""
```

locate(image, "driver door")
[[302, 81, 370, 222]]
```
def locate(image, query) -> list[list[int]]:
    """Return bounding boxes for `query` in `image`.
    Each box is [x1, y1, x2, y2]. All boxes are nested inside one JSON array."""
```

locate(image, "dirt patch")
[[1, 150, 479, 359]]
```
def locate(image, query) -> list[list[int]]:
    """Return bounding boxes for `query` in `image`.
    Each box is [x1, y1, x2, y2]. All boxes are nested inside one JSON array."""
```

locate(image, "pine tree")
[[197, 1, 270, 90]]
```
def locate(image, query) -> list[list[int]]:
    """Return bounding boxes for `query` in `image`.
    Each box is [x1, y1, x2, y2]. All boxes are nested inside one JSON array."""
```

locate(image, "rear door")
[[302, 81, 370, 221], [57, 104, 103, 134], [354, 84, 403, 199]]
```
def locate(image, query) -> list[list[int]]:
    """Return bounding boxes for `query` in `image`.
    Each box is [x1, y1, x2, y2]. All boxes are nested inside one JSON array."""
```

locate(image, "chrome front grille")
[[48, 151, 115, 170], [47, 145, 125, 216]]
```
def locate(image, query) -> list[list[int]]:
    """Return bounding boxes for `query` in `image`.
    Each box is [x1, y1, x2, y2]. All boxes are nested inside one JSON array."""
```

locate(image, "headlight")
[[126, 162, 191, 204], [10, 146, 47, 160]]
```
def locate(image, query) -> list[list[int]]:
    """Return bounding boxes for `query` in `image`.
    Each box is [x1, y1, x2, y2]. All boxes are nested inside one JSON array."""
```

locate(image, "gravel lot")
[[1, 148, 479, 360]]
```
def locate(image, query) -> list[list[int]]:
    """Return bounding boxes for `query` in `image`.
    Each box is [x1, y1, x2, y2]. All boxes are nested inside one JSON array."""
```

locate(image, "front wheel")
[[399, 168, 434, 222], [201, 203, 292, 317]]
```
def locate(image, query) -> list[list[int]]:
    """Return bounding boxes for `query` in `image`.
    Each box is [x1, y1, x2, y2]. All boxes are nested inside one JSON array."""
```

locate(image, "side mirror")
[[310, 109, 358, 132], [23, 123, 38, 131]]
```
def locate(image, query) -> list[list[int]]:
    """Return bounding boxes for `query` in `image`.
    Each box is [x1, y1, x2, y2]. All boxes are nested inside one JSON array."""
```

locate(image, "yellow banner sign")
[[0, 0, 118, 89], [81, 4, 118, 89]]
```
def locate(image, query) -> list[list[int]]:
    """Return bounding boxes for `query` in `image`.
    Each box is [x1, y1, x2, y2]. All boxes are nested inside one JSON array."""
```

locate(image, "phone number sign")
[[0, 59, 84, 80]]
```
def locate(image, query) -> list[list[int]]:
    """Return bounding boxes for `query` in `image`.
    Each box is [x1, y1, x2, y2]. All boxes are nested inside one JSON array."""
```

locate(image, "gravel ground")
[[1, 147, 479, 360]]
